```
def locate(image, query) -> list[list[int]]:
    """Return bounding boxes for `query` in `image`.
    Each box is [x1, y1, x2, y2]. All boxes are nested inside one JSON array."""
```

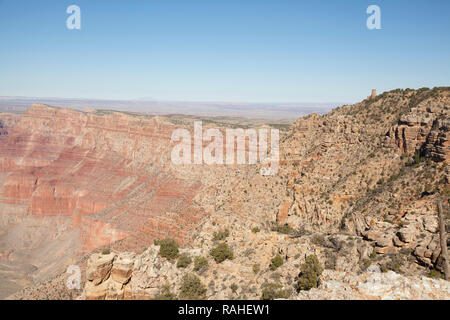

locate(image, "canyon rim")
[[0, 87, 449, 300]]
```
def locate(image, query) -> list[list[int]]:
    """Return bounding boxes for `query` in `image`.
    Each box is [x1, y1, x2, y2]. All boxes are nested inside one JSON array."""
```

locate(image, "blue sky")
[[0, 0, 449, 103]]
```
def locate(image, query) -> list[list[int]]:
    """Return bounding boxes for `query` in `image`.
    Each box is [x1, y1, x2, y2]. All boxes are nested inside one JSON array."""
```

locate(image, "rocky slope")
[[2, 87, 450, 300], [0, 104, 284, 298], [78, 246, 449, 300]]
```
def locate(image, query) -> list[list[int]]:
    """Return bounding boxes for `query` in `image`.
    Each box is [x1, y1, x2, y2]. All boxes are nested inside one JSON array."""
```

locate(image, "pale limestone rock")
[[393, 235, 406, 247], [376, 235, 393, 248], [86, 253, 116, 285], [398, 226, 418, 243], [297, 270, 450, 300], [105, 280, 124, 300], [422, 216, 439, 233], [367, 264, 381, 273], [362, 230, 383, 241], [111, 252, 135, 284], [85, 280, 109, 300]]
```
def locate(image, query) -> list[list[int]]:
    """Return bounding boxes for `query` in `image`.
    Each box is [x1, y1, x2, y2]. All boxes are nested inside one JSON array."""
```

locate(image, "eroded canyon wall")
[[0, 105, 210, 262]]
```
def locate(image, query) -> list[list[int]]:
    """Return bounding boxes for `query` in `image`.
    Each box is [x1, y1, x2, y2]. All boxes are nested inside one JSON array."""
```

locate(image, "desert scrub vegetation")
[[297, 255, 323, 291], [381, 254, 403, 273], [324, 250, 337, 270], [179, 274, 207, 300], [251, 226, 260, 233], [212, 229, 230, 241], [312, 234, 326, 246], [359, 258, 372, 272], [193, 256, 209, 273], [370, 248, 378, 259], [155, 284, 177, 300], [253, 263, 260, 274], [427, 269, 444, 279], [260, 283, 291, 300], [156, 238, 179, 260], [269, 254, 283, 271], [210, 242, 234, 263], [101, 248, 111, 255], [271, 223, 294, 235], [176, 253, 192, 268]]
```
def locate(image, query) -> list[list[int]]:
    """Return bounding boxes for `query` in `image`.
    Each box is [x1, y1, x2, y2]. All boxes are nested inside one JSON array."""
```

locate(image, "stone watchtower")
[[367, 89, 377, 100]]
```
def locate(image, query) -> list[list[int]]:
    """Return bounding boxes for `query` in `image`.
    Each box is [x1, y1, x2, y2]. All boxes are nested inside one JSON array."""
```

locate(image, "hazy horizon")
[[0, 95, 340, 119]]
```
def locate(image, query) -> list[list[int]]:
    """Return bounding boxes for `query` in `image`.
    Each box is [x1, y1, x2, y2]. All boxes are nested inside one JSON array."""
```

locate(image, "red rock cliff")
[[0, 104, 207, 252]]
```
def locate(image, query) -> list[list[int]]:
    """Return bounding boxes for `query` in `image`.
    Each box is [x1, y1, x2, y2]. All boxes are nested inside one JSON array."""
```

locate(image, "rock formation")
[[2, 87, 450, 300]]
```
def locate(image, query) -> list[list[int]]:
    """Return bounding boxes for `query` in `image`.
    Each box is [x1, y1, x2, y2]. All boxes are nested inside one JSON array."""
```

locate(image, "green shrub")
[[155, 284, 177, 300], [176, 253, 192, 268], [102, 248, 111, 255], [210, 242, 233, 263], [271, 223, 294, 235], [253, 263, 260, 274], [251, 227, 260, 233], [297, 255, 323, 291], [427, 269, 444, 279], [360, 258, 371, 271], [260, 283, 291, 300], [179, 274, 207, 300], [324, 251, 337, 270], [383, 254, 403, 273], [158, 238, 179, 260], [369, 249, 377, 259], [414, 150, 421, 165], [212, 229, 230, 241], [269, 254, 283, 271], [312, 234, 326, 246], [193, 256, 209, 272], [230, 283, 238, 294]]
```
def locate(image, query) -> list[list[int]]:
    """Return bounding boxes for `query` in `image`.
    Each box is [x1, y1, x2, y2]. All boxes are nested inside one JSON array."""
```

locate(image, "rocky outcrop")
[[85, 252, 135, 300], [111, 252, 135, 284], [423, 119, 450, 162], [86, 253, 115, 285], [4, 87, 450, 300], [297, 269, 450, 300], [83, 242, 449, 300], [386, 89, 450, 161]]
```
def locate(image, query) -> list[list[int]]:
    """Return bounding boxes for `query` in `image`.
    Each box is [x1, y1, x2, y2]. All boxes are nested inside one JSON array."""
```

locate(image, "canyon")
[[0, 105, 220, 298], [0, 87, 449, 300]]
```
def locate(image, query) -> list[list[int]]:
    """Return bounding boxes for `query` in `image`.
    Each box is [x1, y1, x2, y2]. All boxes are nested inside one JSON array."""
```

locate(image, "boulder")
[[397, 226, 417, 243], [362, 230, 383, 241], [366, 264, 381, 273], [106, 280, 125, 300], [422, 216, 438, 233], [393, 235, 406, 247], [85, 280, 109, 300], [86, 253, 116, 285], [376, 235, 393, 248], [111, 252, 135, 284]]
